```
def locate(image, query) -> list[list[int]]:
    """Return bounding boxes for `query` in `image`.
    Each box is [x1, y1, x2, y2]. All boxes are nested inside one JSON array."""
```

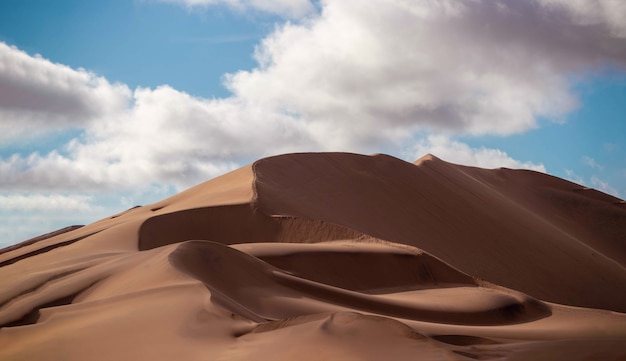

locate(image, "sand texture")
[[1, 152, 625, 360]]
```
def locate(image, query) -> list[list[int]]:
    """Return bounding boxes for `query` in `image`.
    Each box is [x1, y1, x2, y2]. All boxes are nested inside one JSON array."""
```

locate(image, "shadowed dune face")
[[139, 205, 279, 250], [169, 241, 552, 326], [1, 152, 626, 360], [257, 249, 474, 293], [253, 153, 626, 312], [138, 205, 362, 251]]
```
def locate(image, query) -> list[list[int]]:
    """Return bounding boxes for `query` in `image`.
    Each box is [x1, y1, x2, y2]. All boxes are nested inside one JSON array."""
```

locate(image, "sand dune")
[[1, 152, 625, 360]]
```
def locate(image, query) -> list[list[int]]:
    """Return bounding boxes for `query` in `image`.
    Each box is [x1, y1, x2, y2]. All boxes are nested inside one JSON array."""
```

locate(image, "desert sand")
[[0, 152, 625, 360]]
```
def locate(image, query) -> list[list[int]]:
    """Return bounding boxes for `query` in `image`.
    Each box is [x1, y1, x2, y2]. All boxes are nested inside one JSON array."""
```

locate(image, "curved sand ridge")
[[0, 152, 625, 360], [253, 153, 626, 312], [170, 240, 551, 326]]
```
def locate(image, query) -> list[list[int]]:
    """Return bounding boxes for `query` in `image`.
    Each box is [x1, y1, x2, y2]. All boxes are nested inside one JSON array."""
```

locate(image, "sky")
[[0, 0, 625, 246]]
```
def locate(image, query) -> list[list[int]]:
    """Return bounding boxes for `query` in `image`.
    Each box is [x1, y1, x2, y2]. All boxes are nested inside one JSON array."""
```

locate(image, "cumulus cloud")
[[226, 0, 626, 140], [0, 43, 131, 142], [4, 0, 626, 191], [0, 84, 319, 191], [3, 0, 626, 188], [537, 0, 626, 37], [155, 0, 316, 18], [409, 135, 546, 172]]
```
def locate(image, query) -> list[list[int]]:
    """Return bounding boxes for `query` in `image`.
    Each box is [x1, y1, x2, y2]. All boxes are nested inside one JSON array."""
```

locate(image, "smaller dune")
[[170, 240, 551, 326]]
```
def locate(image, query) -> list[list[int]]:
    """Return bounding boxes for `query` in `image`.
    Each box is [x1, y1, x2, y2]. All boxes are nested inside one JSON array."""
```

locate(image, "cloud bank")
[[0, 43, 130, 143], [538, 0, 626, 37]]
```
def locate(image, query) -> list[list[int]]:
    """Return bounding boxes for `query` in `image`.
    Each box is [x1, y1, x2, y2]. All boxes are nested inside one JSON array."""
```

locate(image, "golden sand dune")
[[1, 153, 625, 360]]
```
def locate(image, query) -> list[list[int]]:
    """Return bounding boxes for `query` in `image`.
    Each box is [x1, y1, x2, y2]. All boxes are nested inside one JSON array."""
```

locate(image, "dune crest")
[[412, 152, 441, 165], [1, 152, 625, 360]]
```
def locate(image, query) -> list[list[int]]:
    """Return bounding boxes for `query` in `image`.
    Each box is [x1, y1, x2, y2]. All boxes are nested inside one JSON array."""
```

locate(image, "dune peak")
[[413, 153, 443, 165]]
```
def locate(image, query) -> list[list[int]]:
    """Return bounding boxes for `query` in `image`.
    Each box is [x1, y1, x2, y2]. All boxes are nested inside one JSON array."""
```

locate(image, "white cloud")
[[0, 43, 131, 143], [3, 0, 626, 192], [409, 135, 546, 171], [0, 193, 94, 212], [0, 84, 319, 191], [225, 0, 626, 140], [537, 0, 626, 37], [3, 0, 626, 190], [582, 156, 604, 170], [155, 0, 316, 18]]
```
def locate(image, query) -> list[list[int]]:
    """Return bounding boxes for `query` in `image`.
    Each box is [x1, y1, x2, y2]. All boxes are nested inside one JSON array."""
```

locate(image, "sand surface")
[[1, 152, 625, 360]]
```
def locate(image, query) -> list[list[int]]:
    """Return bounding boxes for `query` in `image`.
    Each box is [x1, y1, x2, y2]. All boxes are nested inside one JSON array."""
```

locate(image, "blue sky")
[[1, 0, 625, 246]]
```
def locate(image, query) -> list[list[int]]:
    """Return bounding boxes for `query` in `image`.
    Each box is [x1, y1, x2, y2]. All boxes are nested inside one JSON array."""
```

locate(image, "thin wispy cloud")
[[565, 169, 585, 185], [583, 156, 604, 170], [0, 193, 94, 212], [591, 175, 620, 196]]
